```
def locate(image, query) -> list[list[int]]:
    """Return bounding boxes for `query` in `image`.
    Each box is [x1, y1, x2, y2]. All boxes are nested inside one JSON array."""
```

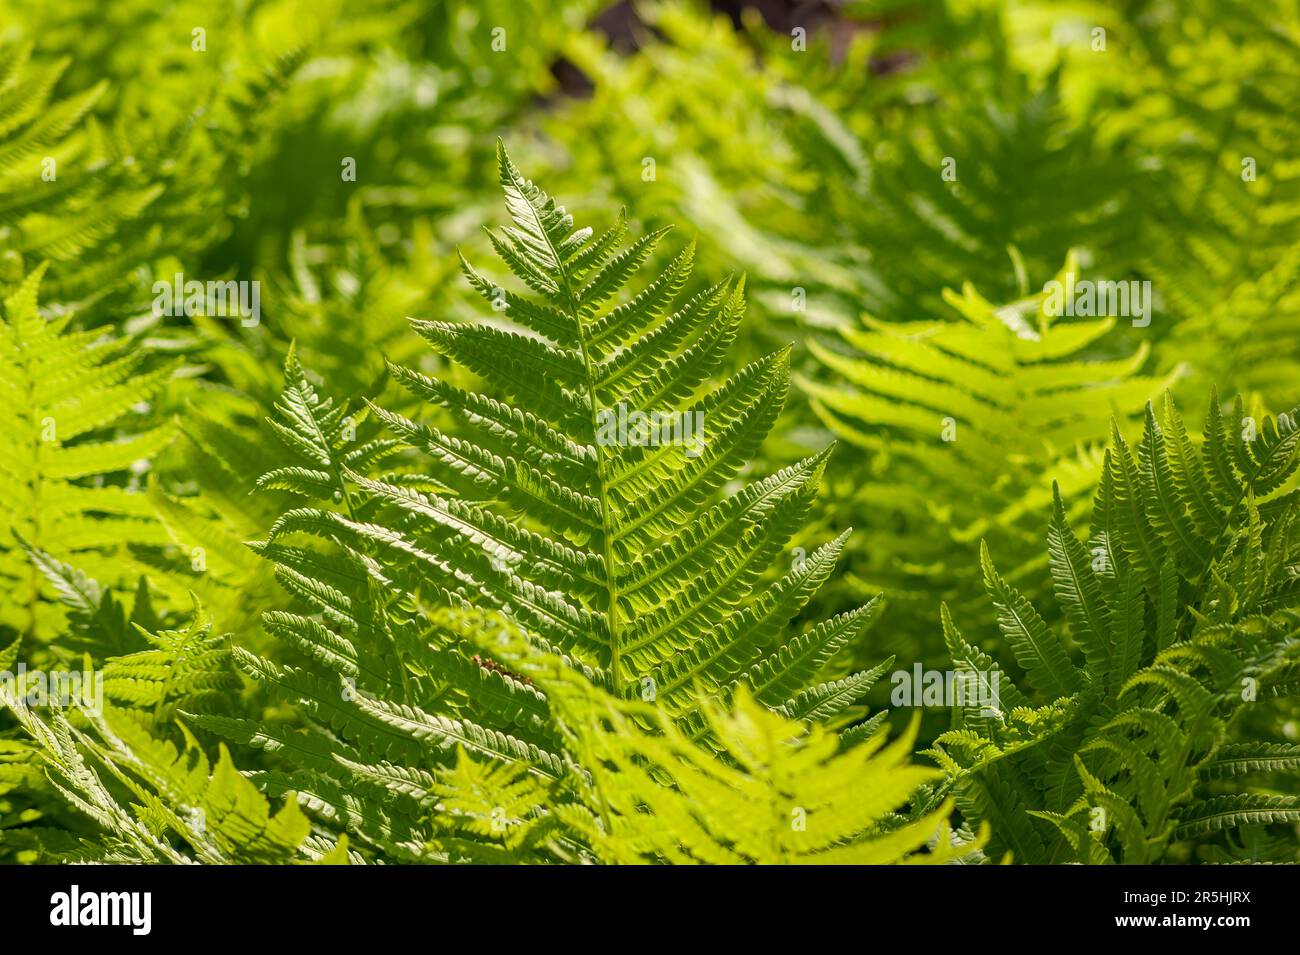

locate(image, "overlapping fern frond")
[[0, 682, 337, 864], [828, 77, 1137, 322], [428, 613, 975, 864], [98, 598, 240, 725], [0, 561, 284, 863], [193, 146, 890, 859], [3, 0, 1296, 871], [0, 268, 175, 643], [1116, 0, 1300, 411], [800, 257, 1175, 653], [0, 40, 158, 303], [927, 391, 1300, 863], [0, 37, 305, 315], [533, 643, 973, 864]]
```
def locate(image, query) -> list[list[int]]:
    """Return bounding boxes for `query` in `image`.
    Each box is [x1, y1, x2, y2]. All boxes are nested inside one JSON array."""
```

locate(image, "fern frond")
[[0, 268, 176, 642], [0, 681, 326, 864], [481, 622, 976, 865], [208, 147, 888, 860], [801, 258, 1172, 655], [935, 390, 1300, 863]]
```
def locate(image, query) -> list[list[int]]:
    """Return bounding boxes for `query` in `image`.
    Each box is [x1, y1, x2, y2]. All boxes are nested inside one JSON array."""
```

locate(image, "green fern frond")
[[0, 268, 176, 643], [100, 597, 240, 723], [203, 146, 889, 860], [933, 390, 1300, 863], [800, 255, 1174, 654], [471, 618, 977, 865]]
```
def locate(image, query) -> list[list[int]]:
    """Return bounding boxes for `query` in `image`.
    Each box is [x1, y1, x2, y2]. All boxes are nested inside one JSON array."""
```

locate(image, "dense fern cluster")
[[183, 149, 909, 861], [927, 396, 1300, 863], [1, 0, 1297, 867]]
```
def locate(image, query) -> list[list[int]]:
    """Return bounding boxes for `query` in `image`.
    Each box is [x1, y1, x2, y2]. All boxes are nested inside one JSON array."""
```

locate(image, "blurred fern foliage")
[[0, 0, 1296, 866]]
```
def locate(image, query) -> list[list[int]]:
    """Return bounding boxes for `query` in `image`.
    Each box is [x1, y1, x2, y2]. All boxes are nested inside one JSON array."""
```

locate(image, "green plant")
[[2, 0, 1297, 871], [441, 609, 975, 864], [1123, 0, 1300, 412], [801, 258, 1174, 638], [0, 268, 175, 643], [927, 392, 1300, 863], [0, 41, 156, 306], [176, 147, 900, 860], [0, 690, 331, 864]]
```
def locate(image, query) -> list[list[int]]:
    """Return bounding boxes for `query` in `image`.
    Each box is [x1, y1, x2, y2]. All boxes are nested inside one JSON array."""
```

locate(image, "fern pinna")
[[192, 145, 897, 860], [927, 393, 1300, 863]]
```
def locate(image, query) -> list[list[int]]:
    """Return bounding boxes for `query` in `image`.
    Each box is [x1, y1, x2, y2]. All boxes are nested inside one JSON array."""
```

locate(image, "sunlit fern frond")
[[531, 640, 976, 865], [0, 681, 338, 863], [928, 391, 1300, 863], [192, 145, 889, 860], [799, 256, 1176, 654]]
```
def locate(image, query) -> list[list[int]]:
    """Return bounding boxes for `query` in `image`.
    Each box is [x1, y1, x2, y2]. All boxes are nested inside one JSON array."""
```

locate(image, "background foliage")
[[0, 0, 1296, 864]]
